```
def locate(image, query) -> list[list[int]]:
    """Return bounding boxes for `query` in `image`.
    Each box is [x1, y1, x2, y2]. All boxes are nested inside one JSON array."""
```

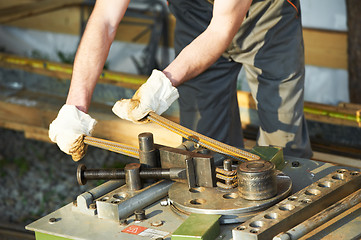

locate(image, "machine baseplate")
[[26, 157, 360, 240]]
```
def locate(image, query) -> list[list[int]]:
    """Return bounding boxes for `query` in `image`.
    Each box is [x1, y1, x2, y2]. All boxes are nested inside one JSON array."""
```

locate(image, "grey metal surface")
[[72, 180, 124, 216], [25, 157, 361, 240], [26, 201, 183, 240], [96, 180, 173, 221], [168, 173, 292, 224], [274, 188, 361, 240], [232, 168, 361, 240], [125, 163, 142, 190]]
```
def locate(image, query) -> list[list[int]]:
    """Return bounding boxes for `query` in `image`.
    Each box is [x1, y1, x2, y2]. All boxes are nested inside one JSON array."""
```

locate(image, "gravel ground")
[[0, 128, 135, 226]]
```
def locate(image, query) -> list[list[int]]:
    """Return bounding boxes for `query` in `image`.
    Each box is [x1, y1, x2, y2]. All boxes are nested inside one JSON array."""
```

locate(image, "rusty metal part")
[[273, 187, 361, 240], [147, 112, 260, 161], [232, 169, 361, 240], [216, 181, 238, 190], [84, 136, 139, 158], [76, 163, 187, 185], [216, 159, 238, 190], [237, 160, 277, 200]]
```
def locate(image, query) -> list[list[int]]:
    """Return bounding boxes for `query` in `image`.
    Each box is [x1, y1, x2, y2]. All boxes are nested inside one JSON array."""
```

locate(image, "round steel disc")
[[168, 174, 292, 224]]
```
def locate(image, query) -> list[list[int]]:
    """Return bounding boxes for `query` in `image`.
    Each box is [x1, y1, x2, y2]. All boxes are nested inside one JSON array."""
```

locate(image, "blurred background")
[[0, 0, 360, 239]]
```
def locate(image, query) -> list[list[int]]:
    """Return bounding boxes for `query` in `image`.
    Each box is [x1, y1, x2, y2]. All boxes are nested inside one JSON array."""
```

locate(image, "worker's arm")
[[49, 0, 130, 161], [67, 0, 130, 113], [113, 0, 252, 122], [164, 0, 252, 86]]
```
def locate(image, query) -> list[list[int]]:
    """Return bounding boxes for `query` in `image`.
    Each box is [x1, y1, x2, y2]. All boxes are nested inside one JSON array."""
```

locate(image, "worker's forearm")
[[164, 0, 252, 87], [66, 0, 130, 113], [66, 19, 114, 113], [163, 28, 230, 87]]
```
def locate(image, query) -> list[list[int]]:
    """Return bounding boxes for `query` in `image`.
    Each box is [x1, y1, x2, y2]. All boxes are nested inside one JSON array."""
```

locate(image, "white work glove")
[[112, 69, 179, 123], [49, 104, 97, 161]]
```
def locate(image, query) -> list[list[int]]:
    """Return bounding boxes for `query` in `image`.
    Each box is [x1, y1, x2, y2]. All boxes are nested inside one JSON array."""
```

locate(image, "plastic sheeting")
[[301, 0, 347, 31]]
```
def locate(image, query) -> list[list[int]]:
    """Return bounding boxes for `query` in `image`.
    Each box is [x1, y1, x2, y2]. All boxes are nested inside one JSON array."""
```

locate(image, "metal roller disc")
[[168, 173, 292, 224]]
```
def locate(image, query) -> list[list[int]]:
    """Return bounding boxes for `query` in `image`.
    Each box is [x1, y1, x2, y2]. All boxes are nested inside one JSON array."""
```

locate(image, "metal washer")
[[168, 174, 292, 224]]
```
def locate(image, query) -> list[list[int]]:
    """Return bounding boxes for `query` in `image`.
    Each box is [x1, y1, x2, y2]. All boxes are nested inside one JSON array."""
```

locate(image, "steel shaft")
[[77, 164, 186, 185]]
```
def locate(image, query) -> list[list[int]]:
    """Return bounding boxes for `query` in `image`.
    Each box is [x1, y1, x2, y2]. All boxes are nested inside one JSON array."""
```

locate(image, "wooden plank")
[[237, 90, 361, 128], [303, 28, 348, 69], [0, 90, 182, 148], [1, 4, 347, 69], [2, 3, 162, 45], [1, 52, 359, 128], [0, 0, 84, 24]]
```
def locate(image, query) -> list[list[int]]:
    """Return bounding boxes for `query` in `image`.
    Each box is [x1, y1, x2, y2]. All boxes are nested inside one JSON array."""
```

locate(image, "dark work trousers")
[[167, 0, 313, 158]]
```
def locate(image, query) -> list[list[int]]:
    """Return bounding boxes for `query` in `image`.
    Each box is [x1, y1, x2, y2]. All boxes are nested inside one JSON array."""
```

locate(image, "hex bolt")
[[134, 209, 146, 221], [89, 203, 97, 209]]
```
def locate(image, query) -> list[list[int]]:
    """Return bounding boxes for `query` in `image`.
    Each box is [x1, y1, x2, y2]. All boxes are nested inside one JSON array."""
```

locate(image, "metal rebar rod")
[[147, 112, 260, 161], [84, 136, 139, 158]]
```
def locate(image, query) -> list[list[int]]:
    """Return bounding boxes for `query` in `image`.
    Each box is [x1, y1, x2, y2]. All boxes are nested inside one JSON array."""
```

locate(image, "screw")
[[49, 218, 58, 224], [72, 200, 77, 207], [151, 220, 163, 227], [291, 161, 300, 168], [89, 203, 97, 209]]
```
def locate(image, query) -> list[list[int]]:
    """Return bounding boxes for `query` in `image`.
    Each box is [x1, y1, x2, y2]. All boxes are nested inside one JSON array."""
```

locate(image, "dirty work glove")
[[112, 69, 179, 123], [49, 105, 97, 161]]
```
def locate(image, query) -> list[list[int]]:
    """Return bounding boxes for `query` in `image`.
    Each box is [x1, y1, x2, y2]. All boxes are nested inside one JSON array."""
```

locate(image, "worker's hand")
[[112, 69, 179, 123], [49, 105, 97, 161]]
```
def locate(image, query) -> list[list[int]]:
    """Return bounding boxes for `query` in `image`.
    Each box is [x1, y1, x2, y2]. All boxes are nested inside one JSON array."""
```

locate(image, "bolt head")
[[48, 217, 59, 224], [151, 220, 163, 227]]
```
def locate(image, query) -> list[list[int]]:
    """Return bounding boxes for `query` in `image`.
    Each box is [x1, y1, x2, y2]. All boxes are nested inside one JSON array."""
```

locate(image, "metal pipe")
[[117, 180, 173, 219], [273, 188, 361, 240]]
